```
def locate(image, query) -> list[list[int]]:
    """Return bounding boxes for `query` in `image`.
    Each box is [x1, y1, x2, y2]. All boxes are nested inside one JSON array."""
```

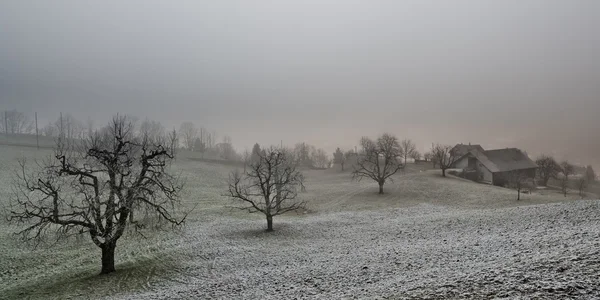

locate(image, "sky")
[[1, 1, 599, 166]]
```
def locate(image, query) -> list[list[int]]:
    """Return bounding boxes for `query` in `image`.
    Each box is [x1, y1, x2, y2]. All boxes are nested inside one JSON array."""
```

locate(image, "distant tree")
[[217, 140, 237, 160], [585, 165, 596, 183], [535, 155, 561, 186], [352, 133, 403, 194], [193, 137, 206, 156], [227, 147, 305, 231], [294, 142, 314, 167], [1, 110, 34, 134], [242, 149, 250, 172], [559, 161, 575, 197], [423, 152, 433, 163], [410, 150, 422, 163], [400, 139, 417, 164], [179, 121, 198, 150], [9, 116, 187, 274], [138, 118, 165, 142], [55, 113, 84, 140], [251, 143, 262, 163], [431, 144, 459, 177], [333, 148, 346, 171], [311, 148, 329, 169], [41, 122, 58, 137], [507, 170, 531, 201], [167, 128, 178, 157], [577, 177, 588, 198]]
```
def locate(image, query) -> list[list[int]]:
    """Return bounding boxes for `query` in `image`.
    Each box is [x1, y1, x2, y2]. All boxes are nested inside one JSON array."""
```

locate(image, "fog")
[[1, 1, 599, 166]]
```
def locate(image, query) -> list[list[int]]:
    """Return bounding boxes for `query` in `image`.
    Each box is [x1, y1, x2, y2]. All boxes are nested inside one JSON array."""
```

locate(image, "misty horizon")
[[1, 1, 599, 167]]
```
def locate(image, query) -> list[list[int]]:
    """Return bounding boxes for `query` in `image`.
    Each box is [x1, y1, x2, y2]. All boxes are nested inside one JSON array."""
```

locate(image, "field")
[[1, 144, 600, 299]]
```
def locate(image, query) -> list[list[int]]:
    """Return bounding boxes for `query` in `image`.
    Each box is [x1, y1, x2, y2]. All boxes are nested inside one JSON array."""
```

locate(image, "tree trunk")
[[341, 163, 344, 171], [517, 189, 521, 201], [101, 242, 117, 274], [442, 169, 446, 177], [378, 182, 384, 194], [266, 215, 273, 232]]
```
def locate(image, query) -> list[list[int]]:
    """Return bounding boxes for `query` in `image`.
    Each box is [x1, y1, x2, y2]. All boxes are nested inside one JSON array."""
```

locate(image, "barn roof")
[[451, 144, 485, 157], [482, 148, 538, 173]]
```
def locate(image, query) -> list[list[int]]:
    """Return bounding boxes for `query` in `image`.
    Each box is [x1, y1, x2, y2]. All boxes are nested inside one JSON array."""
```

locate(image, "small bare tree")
[[410, 150, 422, 163], [559, 161, 574, 197], [577, 177, 587, 198], [178, 121, 198, 150], [431, 144, 459, 177], [8, 116, 187, 274], [333, 148, 346, 171], [400, 139, 417, 164], [507, 170, 530, 201], [352, 133, 403, 194], [227, 147, 305, 231]]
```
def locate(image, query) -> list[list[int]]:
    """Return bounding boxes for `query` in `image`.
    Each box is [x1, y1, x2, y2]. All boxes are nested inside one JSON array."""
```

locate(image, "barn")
[[453, 148, 538, 186]]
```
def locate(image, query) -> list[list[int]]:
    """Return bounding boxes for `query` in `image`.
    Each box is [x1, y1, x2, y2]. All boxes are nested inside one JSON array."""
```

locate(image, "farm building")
[[450, 143, 485, 158], [453, 147, 538, 186]]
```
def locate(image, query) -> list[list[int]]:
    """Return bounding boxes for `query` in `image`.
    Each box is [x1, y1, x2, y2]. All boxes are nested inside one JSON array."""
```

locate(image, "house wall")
[[454, 156, 469, 169], [477, 163, 493, 183]]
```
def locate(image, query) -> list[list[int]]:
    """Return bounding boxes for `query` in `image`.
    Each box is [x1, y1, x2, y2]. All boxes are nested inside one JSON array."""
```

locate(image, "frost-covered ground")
[[1, 145, 599, 299]]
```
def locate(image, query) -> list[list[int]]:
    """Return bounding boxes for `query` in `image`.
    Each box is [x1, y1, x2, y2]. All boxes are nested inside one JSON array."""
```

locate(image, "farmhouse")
[[450, 143, 485, 158], [453, 147, 538, 186]]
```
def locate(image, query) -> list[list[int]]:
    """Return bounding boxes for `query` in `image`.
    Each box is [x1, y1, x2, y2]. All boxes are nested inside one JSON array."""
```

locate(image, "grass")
[[0, 144, 595, 299]]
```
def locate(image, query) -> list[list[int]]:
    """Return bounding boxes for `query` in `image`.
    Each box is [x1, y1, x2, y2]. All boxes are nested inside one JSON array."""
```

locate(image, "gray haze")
[[1, 1, 599, 166]]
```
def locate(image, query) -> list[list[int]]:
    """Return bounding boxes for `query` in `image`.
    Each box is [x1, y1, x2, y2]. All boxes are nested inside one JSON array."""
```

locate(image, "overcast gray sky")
[[1, 1, 599, 166]]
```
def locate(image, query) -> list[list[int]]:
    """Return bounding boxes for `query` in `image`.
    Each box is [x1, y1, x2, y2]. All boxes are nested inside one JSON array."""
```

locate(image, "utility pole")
[[4, 111, 8, 134], [35, 112, 39, 149]]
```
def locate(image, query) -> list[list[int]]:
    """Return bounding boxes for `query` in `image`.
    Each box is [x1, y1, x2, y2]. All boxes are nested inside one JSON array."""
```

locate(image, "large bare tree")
[[352, 133, 403, 194], [8, 116, 187, 274], [535, 155, 561, 186], [178, 121, 198, 150], [227, 147, 305, 231], [431, 144, 459, 177]]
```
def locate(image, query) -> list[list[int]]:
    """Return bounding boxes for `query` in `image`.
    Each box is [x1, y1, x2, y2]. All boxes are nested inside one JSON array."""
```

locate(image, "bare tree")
[[585, 165, 596, 183], [178, 121, 198, 150], [8, 116, 187, 274], [56, 113, 84, 140], [535, 155, 561, 186], [352, 133, 403, 194], [431, 144, 459, 177], [138, 118, 165, 142], [410, 150, 422, 163], [311, 148, 329, 169], [558, 161, 575, 197], [507, 170, 531, 201], [242, 149, 250, 172], [423, 152, 433, 163], [400, 139, 417, 164], [1, 110, 34, 134], [227, 147, 305, 231], [577, 177, 587, 198], [42, 122, 59, 137], [333, 148, 346, 171], [167, 128, 178, 156]]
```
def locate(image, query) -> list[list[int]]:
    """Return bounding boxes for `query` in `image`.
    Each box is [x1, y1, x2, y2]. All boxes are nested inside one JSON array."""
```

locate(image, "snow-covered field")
[[1, 145, 599, 299]]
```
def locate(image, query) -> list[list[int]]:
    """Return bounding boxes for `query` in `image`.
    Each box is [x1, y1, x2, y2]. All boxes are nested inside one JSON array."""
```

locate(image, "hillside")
[[0, 144, 599, 299]]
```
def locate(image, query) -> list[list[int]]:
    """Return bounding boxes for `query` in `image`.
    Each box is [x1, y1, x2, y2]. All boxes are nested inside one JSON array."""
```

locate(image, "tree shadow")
[[3, 254, 181, 299]]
